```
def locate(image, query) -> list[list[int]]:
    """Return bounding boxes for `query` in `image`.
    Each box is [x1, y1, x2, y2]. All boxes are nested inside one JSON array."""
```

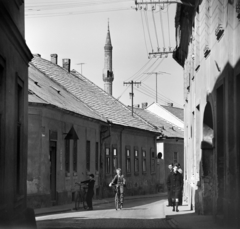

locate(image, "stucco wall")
[[100, 127, 159, 198], [27, 106, 101, 208]]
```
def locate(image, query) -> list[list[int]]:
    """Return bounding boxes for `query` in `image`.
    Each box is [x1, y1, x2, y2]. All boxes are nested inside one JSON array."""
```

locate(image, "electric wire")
[[166, 1, 171, 48], [142, 83, 183, 107], [144, 10, 153, 52], [140, 10, 149, 56], [26, 7, 130, 17], [151, 9, 160, 50], [116, 85, 130, 100], [159, 6, 166, 48], [133, 57, 160, 82], [125, 57, 153, 81]]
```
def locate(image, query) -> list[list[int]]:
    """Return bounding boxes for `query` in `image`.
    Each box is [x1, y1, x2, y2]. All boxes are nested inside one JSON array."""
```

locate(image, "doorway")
[[201, 102, 214, 214]]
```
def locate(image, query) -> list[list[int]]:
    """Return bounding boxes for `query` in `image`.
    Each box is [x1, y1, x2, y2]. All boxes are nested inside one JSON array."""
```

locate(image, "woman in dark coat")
[[167, 163, 183, 212]]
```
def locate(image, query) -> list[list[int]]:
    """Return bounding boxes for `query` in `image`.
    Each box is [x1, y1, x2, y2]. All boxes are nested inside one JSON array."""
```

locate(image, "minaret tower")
[[103, 20, 114, 95]]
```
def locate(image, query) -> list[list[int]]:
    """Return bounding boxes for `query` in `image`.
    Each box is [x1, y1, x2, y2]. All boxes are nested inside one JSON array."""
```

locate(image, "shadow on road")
[[37, 218, 172, 229]]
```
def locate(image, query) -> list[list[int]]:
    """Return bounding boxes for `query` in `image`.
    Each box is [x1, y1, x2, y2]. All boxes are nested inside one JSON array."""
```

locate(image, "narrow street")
[[36, 196, 171, 229]]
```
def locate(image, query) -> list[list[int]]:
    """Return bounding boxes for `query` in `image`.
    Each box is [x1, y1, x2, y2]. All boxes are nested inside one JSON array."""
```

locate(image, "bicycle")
[[112, 184, 122, 210], [74, 183, 88, 210]]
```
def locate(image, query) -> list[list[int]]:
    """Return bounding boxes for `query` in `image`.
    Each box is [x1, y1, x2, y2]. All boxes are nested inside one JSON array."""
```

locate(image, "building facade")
[[0, 0, 35, 227], [134, 105, 184, 192], [27, 54, 160, 208], [173, 0, 240, 226]]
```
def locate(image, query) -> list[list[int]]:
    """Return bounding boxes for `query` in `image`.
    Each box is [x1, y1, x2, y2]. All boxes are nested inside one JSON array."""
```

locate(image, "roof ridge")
[[71, 70, 159, 131], [139, 108, 184, 131], [154, 103, 184, 124], [31, 56, 158, 133]]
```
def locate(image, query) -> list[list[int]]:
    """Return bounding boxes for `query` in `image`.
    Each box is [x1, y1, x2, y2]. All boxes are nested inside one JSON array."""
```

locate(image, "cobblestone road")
[[36, 197, 172, 229]]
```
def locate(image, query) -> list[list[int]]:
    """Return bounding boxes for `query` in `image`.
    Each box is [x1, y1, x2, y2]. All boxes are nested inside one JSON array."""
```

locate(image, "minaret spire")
[[103, 20, 114, 95]]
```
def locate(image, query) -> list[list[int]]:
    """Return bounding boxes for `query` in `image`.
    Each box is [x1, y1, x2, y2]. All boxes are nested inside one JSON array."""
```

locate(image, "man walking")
[[167, 163, 183, 212]]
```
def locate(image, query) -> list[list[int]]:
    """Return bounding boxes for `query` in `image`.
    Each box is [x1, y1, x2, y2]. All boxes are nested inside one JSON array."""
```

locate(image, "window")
[[105, 148, 110, 174], [16, 77, 24, 195], [150, 150, 155, 173], [173, 152, 178, 164], [86, 141, 90, 171], [73, 140, 77, 173], [142, 150, 146, 173], [95, 142, 99, 171], [65, 139, 70, 174], [112, 148, 117, 173], [134, 149, 139, 173], [126, 148, 131, 174]]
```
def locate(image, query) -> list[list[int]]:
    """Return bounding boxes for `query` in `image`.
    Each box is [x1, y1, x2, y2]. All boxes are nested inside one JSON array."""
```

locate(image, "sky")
[[25, 0, 184, 108]]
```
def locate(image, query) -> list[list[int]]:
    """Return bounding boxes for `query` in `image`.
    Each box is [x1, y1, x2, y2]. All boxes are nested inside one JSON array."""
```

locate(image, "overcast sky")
[[25, 0, 184, 108]]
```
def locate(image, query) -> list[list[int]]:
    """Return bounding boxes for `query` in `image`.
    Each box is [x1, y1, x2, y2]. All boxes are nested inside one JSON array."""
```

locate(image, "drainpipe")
[[99, 122, 112, 198]]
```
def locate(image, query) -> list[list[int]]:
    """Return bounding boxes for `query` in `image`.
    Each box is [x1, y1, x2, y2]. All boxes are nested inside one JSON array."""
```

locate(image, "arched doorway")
[[201, 102, 214, 214]]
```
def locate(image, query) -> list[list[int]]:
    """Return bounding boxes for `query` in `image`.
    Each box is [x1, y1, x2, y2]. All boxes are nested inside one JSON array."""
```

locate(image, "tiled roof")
[[133, 107, 184, 138], [30, 55, 158, 133], [28, 64, 106, 122], [161, 105, 184, 121]]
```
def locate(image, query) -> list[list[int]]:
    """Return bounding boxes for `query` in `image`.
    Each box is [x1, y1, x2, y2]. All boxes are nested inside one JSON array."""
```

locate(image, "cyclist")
[[109, 168, 126, 209], [81, 174, 95, 210]]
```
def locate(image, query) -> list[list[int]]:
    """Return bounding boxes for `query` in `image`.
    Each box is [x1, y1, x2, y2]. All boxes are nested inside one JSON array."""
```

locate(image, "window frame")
[[112, 147, 118, 174], [73, 139, 77, 175], [95, 142, 99, 171], [150, 149, 156, 173], [134, 148, 139, 174], [105, 147, 110, 174], [126, 146, 131, 175], [142, 149, 147, 174], [86, 140, 90, 172], [173, 152, 178, 164]]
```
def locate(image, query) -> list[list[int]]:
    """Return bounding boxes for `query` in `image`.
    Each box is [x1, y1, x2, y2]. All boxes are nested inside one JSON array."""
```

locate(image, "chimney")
[[62, 59, 71, 72], [168, 103, 173, 107], [51, 54, 58, 64], [142, 102, 148, 109]]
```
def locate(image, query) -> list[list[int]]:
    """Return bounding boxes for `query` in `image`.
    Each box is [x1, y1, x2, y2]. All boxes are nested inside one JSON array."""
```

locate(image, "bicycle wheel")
[[115, 192, 119, 210]]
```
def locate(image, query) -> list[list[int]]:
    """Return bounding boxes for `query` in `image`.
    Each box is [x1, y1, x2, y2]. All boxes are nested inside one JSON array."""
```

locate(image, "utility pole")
[[123, 80, 141, 116], [144, 71, 170, 103]]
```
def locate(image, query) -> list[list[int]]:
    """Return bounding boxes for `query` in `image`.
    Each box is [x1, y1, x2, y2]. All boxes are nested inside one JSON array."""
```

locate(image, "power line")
[[116, 85, 130, 100], [140, 10, 149, 55], [166, 2, 171, 48], [159, 8, 166, 48], [125, 57, 153, 81], [144, 10, 153, 51], [151, 9, 159, 50], [26, 7, 131, 17]]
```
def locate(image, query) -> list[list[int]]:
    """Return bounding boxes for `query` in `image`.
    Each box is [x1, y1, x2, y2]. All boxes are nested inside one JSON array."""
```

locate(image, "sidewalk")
[[34, 192, 167, 216], [164, 200, 236, 229]]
